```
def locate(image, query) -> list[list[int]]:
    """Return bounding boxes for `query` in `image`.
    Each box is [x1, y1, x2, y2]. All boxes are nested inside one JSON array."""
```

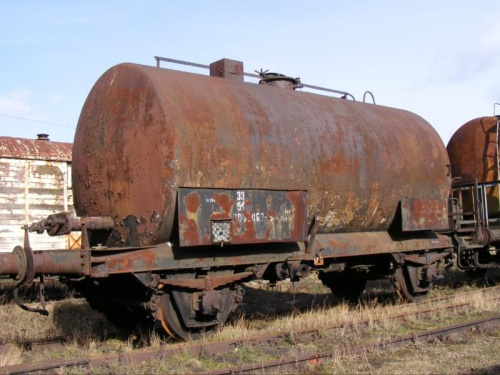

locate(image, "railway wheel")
[[319, 273, 367, 302], [159, 287, 238, 340], [395, 266, 429, 302]]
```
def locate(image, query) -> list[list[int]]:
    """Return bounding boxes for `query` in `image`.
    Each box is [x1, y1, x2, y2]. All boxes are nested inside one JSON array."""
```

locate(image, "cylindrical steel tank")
[[447, 116, 500, 216], [447, 117, 499, 182], [73, 63, 450, 246]]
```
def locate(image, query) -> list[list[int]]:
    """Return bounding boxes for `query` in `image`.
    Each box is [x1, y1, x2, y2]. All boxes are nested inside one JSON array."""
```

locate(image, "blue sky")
[[0, 1, 498, 144]]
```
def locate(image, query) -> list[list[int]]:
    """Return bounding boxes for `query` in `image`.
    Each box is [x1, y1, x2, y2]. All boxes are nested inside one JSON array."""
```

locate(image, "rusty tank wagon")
[[447, 113, 500, 277], [0, 57, 460, 339]]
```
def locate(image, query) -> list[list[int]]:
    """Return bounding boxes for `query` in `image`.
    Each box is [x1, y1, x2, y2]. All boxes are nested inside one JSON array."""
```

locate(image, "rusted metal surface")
[[95, 231, 447, 276], [310, 232, 453, 259], [88, 244, 281, 276], [178, 188, 307, 246], [1, 232, 450, 279], [0, 249, 85, 277], [401, 198, 449, 231], [29, 212, 80, 235], [0, 136, 72, 162], [0, 251, 19, 275], [447, 116, 499, 182], [160, 271, 253, 290], [72, 62, 450, 247], [0, 229, 82, 284], [31, 250, 86, 275], [258, 72, 302, 90], [0, 136, 75, 252], [0, 230, 453, 280], [447, 116, 500, 217], [29, 213, 114, 236], [209, 58, 244, 81]]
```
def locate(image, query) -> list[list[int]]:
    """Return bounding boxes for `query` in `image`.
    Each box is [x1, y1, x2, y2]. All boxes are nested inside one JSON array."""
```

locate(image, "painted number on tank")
[[178, 188, 308, 246], [236, 191, 245, 212], [251, 212, 265, 222]]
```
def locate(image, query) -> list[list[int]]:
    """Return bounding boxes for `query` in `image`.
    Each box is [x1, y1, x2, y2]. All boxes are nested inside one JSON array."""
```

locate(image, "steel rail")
[[0, 336, 65, 353], [3, 283, 494, 361], [199, 314, 500, 374], [0, 293, 476, 359], [2, 290, 499, 374], [154, 56, 355, 99], [4, 283, 499, 351]]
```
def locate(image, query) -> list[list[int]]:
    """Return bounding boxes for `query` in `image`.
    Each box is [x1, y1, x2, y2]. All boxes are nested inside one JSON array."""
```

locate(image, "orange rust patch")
[[287, 191, 307, 239], [214, 192, 233, 213], [185, 193, 201, 214], [178, 212, 200, 245], [240, 210, 256, 240]]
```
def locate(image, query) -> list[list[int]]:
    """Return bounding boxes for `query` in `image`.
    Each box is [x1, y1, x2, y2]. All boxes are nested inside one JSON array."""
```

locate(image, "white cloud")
[[430, 19, 500, 85], [0, 89, 31, 112], [477, 18, 500, 52], [49, 94, 63, 102], [0, 89, 32, 137]]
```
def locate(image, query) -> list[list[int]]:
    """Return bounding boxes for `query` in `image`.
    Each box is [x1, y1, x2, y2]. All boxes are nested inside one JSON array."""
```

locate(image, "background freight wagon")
[[0, 134, 79, 252]]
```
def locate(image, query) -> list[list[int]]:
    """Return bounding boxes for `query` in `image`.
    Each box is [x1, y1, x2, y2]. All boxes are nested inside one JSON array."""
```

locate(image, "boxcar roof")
[[0, 136, 72, 162]]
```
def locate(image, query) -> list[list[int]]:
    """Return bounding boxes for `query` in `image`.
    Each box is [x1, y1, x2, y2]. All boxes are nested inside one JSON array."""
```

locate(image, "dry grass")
[[0, 299, 115, 345], [205, 280, 500, 344], [0, 344, 23, 367], [132, 280, 500, 374], [0, 268, 500, 372], [310, 328, 500, 375], [0, 297, 119, 366]]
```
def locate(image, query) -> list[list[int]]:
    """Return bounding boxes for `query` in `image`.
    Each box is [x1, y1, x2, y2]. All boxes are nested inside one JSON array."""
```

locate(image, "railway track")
[[1, 286, 499, 374], [4, 283, 500, 354], [200, 314, 500, 374]]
